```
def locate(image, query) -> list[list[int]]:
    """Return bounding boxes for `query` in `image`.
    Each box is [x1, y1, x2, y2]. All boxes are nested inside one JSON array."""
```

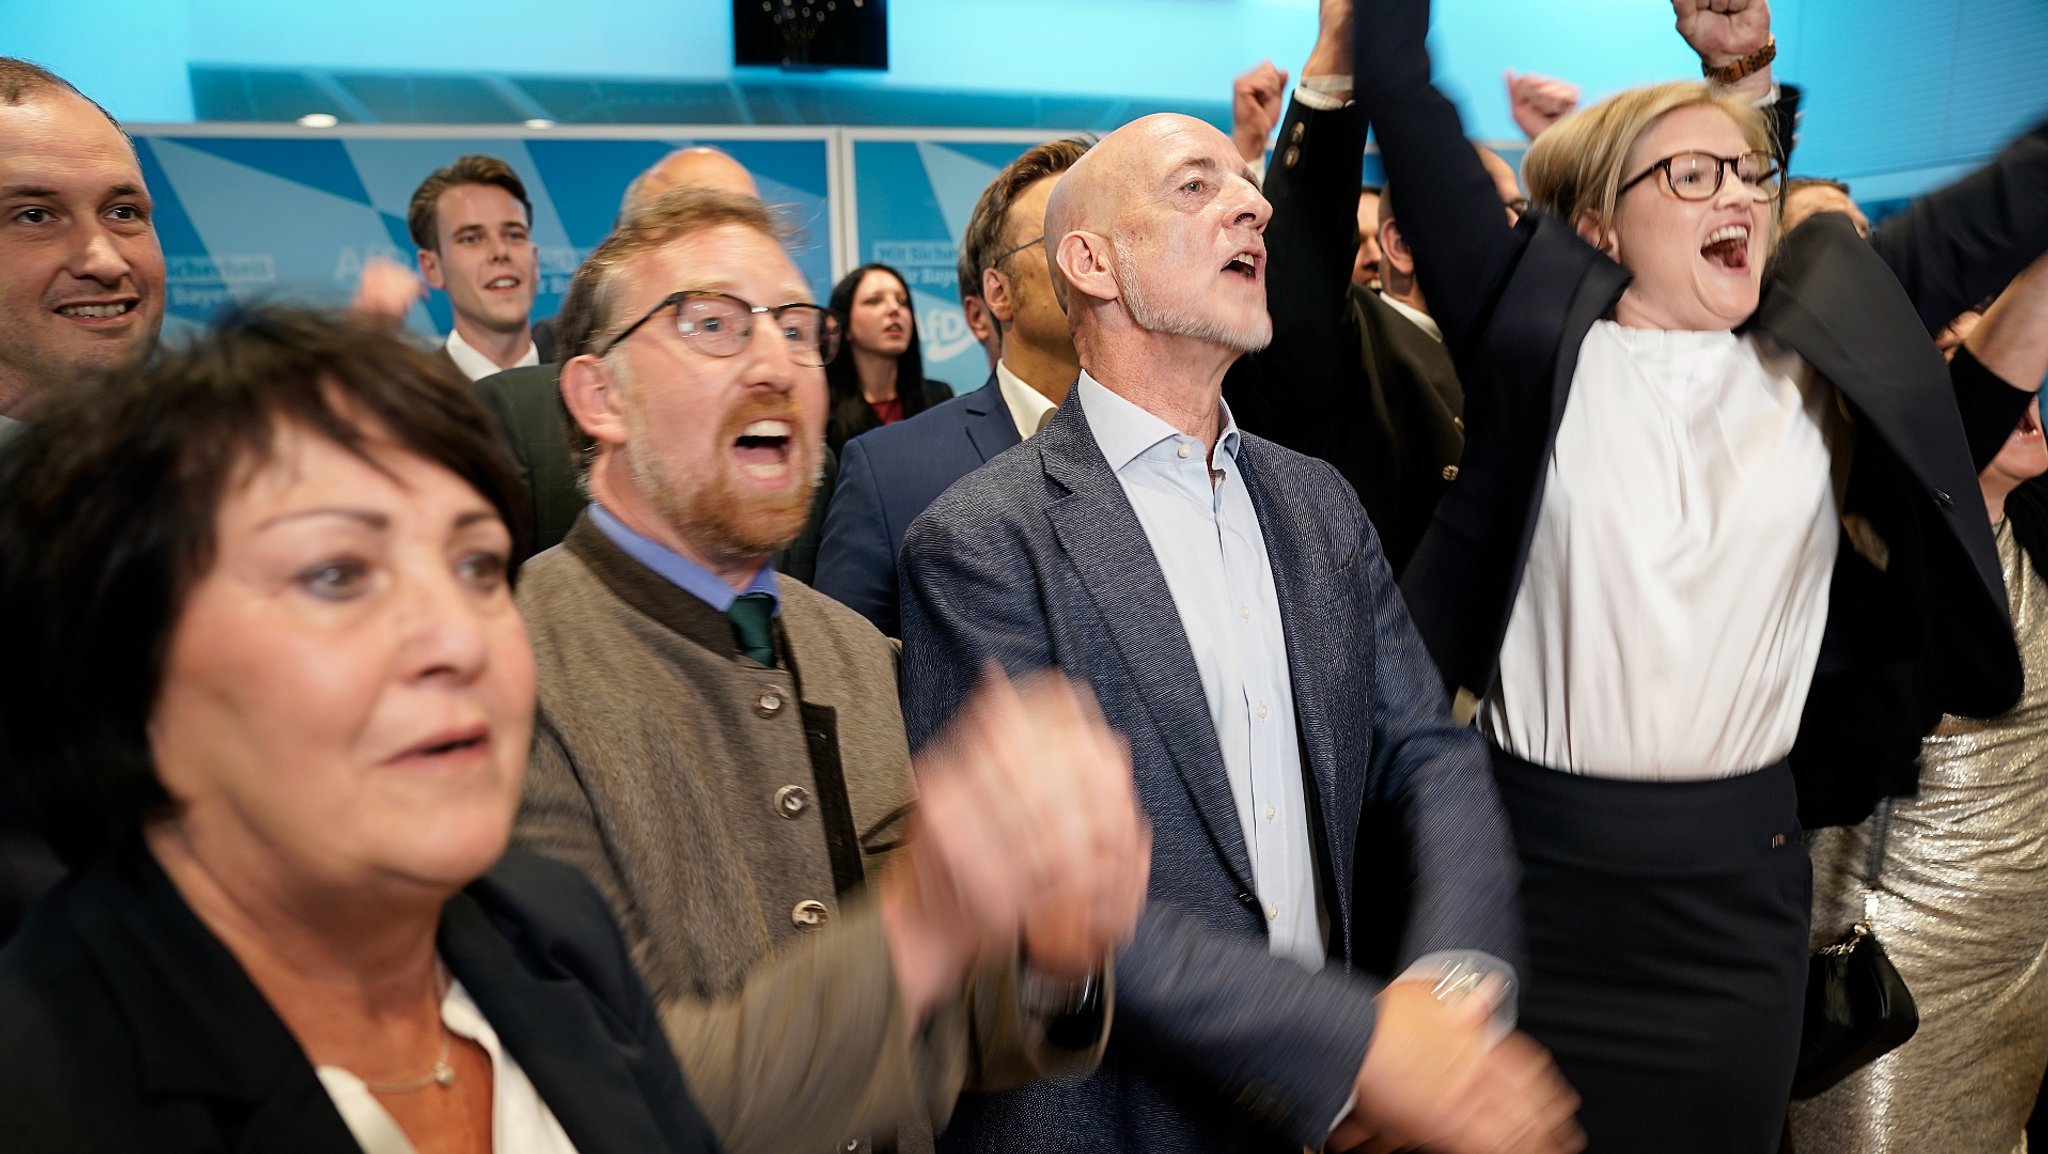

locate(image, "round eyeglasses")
[[603, 290, 843, 367], [1619, 150, 1782, 203]]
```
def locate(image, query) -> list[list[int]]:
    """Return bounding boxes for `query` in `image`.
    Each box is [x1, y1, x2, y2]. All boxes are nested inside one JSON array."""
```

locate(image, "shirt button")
[[1239, 604, 1251, 621], [1265, 804, 1276, 820], [1267, 906, 1279, 920], [1176, 443, 1192, 459], [792, 900, 829, 930], [1257, 703, 1269, 720], [773, 785, 810, 818], [755, 688, 784, 718]]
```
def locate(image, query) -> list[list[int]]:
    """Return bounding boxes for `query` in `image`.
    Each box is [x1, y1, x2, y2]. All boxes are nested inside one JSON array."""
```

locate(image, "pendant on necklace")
[[433, 1062, 456, 1088]]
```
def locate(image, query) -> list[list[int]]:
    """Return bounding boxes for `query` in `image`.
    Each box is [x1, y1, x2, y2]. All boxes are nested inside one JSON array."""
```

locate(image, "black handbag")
[[1791, 799, 1919, 1099]]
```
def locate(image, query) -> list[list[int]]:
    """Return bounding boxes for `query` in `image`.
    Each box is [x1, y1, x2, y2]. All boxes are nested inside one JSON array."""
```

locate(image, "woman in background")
[[1793, 260, 2048, 1154], [826, 262, 952, 452], [0, 307, 718, 1152]]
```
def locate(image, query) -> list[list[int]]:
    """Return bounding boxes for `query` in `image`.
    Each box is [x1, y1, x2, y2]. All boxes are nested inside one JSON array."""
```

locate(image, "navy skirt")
[[1490, 747, 1810, 1154]]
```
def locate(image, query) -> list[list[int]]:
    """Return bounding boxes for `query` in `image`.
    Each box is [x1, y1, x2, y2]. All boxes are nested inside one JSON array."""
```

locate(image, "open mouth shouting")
[[733, 417, 797, 481], [1701, 224, 1752, 272], [1222, 248, 1264, 282]]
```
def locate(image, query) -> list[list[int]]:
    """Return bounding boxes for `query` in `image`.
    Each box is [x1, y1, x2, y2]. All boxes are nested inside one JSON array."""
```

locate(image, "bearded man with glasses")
[[512, 188, 1154, 1154]]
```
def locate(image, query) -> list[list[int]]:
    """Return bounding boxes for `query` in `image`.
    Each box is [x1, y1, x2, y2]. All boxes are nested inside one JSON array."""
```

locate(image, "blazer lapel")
[[439, 894, 674, 1154], [1035, 397, 1257, 896], [962, 373, 1024, 464]]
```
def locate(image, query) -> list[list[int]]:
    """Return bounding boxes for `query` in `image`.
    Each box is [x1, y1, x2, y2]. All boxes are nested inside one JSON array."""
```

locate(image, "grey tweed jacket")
[[897, 388, 1522, 1153]]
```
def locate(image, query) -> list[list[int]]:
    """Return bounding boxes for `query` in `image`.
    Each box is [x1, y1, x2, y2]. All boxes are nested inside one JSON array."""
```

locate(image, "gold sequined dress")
[[1791, 517, 2048, 1154]]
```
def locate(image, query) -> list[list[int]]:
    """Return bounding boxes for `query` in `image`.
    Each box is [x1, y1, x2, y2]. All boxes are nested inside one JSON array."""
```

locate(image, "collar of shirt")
[[994, 359, 1061, 439], [1378, 292, 1443, 342], [443, 326, 540, 382], [586, 501, 780, 616], [1074, 370, 1242, 477]]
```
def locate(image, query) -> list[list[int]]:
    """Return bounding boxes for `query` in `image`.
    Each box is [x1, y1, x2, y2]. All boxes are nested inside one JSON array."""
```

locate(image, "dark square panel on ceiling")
[[333, 74, 524, 124], [191, 66, 356, 123]]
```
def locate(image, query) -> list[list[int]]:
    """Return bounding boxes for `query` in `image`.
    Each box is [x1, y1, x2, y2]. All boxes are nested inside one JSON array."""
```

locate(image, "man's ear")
[[1380, 217, 1417, 277], [1054, 231, 1117, 306], [559, 353, 630, 453], [417, 248, 446, 291], [982, 264, 1017, 325], [1575, 209, 1619, 260]]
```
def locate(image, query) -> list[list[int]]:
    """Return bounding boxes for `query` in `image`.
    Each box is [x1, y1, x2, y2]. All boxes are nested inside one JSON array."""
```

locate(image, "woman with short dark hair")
[[824, 262, 952, 453], [0, 306, 719, 1152]]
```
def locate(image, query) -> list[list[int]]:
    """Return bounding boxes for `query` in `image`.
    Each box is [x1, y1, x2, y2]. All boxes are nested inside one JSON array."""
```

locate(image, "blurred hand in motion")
[[1328, 980, 1584, 1154], [1504, 71, 1580, 140], [1673, 0, 1773, 67], [1232, 61, 1291, 165], [881, 668, 1151, 1018], [351, 256, 426, 324]]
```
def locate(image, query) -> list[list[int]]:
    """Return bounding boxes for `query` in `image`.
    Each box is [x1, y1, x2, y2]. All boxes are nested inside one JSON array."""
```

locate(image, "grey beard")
[[1113, 238, 1273, 354]]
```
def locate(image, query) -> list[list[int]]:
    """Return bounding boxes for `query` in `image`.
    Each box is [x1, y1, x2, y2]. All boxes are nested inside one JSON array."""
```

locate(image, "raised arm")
[[1349, 0, 1530, 354], [1871, 119, 2048, 334]]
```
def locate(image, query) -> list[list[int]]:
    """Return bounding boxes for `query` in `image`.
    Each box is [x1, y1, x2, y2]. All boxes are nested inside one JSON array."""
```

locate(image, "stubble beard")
[[1111, 236, 1272, 354]]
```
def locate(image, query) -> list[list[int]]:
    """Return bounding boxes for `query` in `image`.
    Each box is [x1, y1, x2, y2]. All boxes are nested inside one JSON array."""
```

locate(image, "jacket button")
[[755, 688, 785, 718], [1289, 121, 1306, 143], [1441, 464, 1460, 481], [1281, 145, 1301, 168], [1933, 488, 1952, 508], [773, 785, 811, 818], [792, 900, 829, 930], [1453, 415, 1465, 431], [842, 1142, 862, 1152]]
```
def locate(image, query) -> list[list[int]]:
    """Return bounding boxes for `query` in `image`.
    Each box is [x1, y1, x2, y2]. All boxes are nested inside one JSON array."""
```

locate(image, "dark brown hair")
[[959, 136, 1094, 327], [0, 305, 526, 869], [406, 154, 534, 252]]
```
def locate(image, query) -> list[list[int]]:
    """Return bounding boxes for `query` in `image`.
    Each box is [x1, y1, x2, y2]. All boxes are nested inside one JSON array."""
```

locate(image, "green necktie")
[[726, 592, 777, 666]]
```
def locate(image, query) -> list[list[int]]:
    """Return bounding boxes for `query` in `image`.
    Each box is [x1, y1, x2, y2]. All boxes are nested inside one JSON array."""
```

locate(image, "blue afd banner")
[[846, 134, 1054, 392], [131, 130, 834, 343]]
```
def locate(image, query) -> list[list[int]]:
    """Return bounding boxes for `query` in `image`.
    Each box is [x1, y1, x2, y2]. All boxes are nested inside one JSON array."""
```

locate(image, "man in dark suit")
[[897, 110, 1579, 1154], [1222, 15, 1524, 578], [407, 155, 543, 381], [814, 137, 1090, 634]]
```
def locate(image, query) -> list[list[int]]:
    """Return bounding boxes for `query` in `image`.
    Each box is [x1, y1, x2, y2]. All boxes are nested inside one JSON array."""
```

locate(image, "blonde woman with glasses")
[[1348, 0, 2048, 1148]]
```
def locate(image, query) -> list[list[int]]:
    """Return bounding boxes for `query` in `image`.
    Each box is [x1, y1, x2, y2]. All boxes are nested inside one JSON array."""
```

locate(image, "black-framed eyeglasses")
[[1619, 150, 1781, 202], [989, 234, 1045, 269], [602, 290, 843, 367]]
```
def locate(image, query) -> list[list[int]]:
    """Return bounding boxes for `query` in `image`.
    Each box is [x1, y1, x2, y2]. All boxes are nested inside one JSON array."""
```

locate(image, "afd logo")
[[920, 304, 979, 365]]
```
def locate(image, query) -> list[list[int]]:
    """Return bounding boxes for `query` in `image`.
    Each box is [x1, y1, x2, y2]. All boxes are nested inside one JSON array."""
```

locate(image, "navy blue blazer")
[[814, 374, 1022, 635], [1353, 0, 2048, 826], [897, 393, 1520, 1153], [0, 845, 721, 1153]]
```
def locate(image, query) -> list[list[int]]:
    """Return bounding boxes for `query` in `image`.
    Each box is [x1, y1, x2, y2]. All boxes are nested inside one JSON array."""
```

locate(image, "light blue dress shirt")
[[587, 502, 781, 614], [1075, 373, 1324, 974]]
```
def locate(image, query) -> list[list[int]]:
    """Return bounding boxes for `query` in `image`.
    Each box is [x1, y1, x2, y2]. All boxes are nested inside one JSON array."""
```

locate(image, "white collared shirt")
[[995, 359, 1060, 439], [444, 327, 539, 382], [316, 976, 582, 1154], [1482, 324, 1839, 780], [1075, 372, 1324, 973], [1378, 292, 1442, 342]]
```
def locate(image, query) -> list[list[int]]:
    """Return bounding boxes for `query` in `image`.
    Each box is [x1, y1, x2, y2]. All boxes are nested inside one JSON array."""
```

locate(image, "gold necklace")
[[356, 959, 456, 1095]]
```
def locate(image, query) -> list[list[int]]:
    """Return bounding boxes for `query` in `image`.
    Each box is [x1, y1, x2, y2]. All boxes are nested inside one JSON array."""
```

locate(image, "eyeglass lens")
[[675, 295, 838, 366]]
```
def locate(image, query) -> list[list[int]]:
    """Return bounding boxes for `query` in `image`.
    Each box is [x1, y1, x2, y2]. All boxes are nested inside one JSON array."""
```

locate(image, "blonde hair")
[[1524, 80, 1774, 243]]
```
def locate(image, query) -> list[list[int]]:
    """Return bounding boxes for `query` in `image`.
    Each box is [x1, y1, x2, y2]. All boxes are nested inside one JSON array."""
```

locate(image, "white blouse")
[[315, 976, 583, 1154], [1480, 322, 1842, 780]]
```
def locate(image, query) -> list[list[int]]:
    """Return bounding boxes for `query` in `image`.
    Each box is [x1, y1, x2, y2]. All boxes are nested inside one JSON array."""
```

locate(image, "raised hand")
[[350, 256, 426, 323], [1232, 61, 1291, 165], [1672, 0, 1773, 68], [1504, 71, 1580, 140]]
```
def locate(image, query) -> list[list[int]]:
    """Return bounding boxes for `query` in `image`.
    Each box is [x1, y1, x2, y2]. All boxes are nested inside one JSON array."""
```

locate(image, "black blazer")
[[0, 844, 723, 1153], [1354, 0, 2048, 825], [470, 364, 838, 582], [1225, 96, 1465, 577]]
